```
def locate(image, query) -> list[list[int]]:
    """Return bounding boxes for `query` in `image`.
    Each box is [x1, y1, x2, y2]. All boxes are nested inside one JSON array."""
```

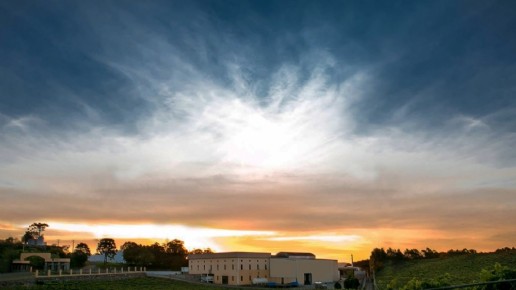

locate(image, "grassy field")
[[375, 251, 516, 289], [5, 277, 251, 290]]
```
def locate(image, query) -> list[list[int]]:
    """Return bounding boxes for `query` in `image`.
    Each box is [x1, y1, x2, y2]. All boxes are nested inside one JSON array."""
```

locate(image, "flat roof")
[[188, 252, 271, 259]]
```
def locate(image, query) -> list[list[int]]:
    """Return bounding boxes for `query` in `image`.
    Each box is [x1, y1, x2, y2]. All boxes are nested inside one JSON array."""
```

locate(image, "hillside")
[[375, 251, 516, 289]]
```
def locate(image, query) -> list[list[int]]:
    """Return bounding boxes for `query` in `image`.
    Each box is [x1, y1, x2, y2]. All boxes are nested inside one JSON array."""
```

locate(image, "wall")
[[269, 258, 339, 285]]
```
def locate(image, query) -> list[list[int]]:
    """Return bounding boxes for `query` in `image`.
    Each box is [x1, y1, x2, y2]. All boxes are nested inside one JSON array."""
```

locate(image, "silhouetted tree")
[[165, 239, 188, 255], [421, 247, 439, 259], [75, 243, 91, 256], [121, 242, 140, 265], [70, 242, 91, 268], [370, 248, 387, 271], [403, 249, 422, 259], [22, 231, 34, 245], [97, 238, 117, 264], [190, 248, 214, 255], [28, 223, 49, 237]]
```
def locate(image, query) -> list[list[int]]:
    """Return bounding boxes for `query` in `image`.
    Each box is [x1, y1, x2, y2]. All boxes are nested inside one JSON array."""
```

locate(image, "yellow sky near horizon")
[[1, 222, 513, 262]]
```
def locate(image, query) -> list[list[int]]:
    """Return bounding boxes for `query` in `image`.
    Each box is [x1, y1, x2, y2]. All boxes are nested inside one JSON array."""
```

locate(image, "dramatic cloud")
[[1, 1, 515, 260]]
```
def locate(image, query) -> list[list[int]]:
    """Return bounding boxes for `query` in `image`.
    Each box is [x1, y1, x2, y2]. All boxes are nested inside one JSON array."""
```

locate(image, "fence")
[[34, 266, 147, 278]]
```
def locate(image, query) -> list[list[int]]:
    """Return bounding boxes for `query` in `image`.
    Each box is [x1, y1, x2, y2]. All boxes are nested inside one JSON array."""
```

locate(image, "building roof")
[[188, 252, 271, 260]]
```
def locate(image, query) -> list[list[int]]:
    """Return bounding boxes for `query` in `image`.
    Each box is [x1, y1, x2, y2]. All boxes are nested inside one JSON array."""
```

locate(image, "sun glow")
[[49, 222, 275, 251]]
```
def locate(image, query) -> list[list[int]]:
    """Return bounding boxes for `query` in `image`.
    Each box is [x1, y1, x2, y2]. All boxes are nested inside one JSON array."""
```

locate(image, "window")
[[265, 264, 267, 270], [240, 264, 243, 270], [249, 265, 251, 270], [217, 265, 219, 270], [232, 264, 234, 270], [232, 276, 235, 281], [249, 276, 251, 281], [203, 265, 205, 270], [224, 265, 226, 270], [257, 264, 260, 270], [197, 265, 199, 270], [241, 276, 243, 281]]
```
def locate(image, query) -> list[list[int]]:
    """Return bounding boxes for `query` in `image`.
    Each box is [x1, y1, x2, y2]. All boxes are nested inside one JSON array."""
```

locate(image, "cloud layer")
[[1, 1, 516, 260]]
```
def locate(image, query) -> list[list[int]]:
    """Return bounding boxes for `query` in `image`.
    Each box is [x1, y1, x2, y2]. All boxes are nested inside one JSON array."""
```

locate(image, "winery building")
[[188, 251, 339, 286]]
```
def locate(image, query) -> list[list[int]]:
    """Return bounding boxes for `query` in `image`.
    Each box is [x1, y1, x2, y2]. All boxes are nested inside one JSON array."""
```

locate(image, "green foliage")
[[479, 263, 516, 290], [399, 277, 422, 290], [375, 251, 516, 290], [386, 278, 398, 290]]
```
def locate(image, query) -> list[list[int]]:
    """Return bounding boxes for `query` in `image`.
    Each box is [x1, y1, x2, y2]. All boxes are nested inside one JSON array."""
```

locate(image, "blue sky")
[[1, 1, 515, 259]]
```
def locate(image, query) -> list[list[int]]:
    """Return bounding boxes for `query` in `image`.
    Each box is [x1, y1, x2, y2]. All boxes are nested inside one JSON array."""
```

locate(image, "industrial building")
[[188, 251, 339, 286]]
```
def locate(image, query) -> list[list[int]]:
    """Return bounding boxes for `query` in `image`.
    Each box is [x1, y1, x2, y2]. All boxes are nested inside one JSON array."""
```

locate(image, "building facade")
[[12, 252, 70, 272], [188, 251, 339, 286]]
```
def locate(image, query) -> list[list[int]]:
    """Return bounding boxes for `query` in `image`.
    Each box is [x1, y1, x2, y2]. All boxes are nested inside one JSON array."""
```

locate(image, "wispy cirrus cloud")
[[1, 1, 515, 261]]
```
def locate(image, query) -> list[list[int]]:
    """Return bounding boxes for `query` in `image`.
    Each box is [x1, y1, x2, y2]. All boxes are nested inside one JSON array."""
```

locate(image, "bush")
[[344, 276, 360, 289]]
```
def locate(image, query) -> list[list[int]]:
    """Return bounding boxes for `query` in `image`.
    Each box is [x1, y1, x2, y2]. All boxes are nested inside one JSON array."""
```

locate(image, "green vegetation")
[[374, 250, 516, 290], [5, 277, 249, 290]]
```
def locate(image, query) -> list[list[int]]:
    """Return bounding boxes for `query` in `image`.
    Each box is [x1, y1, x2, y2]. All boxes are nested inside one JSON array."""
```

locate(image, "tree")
[[164, 239, 188, 270], [97, 238, 117, 264], [22, 222, 49, 245], [75, 243, 91, 256], [22, 231, 34, 245], [70, 242, 91, 268], [403, 249, 422, 260], [190, 248, 204, 255], [28, 223, 49, 238], [421, 247, 439, 259], [370, 248, 387, 271], [121, 242, 140, 265], [190, 248, 214, 254], [165, 239, 188, 255]]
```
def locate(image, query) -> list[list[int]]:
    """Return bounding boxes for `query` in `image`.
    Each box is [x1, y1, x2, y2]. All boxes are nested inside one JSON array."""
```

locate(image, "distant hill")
[[375, 251, 516, 289]]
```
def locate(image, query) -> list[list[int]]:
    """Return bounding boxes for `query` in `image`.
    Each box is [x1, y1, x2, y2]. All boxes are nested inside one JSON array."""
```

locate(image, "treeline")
[[0, 237, 84, 272], [120, 239, 213, 270], [370, 247, 516, 271]]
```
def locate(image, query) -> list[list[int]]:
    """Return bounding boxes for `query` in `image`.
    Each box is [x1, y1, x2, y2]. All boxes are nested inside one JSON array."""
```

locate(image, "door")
[[222, 275, 229, 284], [304, 273, 312, 285]]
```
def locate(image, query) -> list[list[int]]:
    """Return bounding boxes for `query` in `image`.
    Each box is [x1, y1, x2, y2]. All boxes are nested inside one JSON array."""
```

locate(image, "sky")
[[1, 1, 516, 261]]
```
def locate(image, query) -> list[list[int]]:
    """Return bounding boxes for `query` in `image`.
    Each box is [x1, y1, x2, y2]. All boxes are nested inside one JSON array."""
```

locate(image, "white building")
[[188, 251, 339, 286]]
